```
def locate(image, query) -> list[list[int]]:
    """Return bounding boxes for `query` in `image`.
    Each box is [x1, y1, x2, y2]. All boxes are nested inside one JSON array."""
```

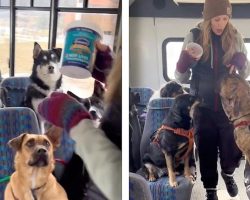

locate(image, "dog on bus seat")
[[67, 80, 105, 120], [219, 73, 250, 164], [23, 42, 62, 132], [141, 94, 197, 187], [4, 126, 68, 200]]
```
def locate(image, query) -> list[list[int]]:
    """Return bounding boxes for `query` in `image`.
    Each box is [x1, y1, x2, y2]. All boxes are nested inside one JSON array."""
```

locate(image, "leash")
[[0, 176, 10, 183], [153, 125, 194, 161]]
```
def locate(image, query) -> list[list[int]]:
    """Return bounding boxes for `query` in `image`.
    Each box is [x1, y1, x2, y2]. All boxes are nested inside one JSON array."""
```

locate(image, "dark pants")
[[193, 107, 242, 189]]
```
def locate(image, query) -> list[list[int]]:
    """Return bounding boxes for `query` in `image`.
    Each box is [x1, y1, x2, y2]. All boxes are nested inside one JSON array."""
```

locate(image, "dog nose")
[[90, 110, 98, 120], [48, 65, 54, 70], [37, 148, 47, 155]]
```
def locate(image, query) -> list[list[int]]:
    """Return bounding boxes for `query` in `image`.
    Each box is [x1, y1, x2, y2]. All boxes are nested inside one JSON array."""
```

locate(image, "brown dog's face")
[[220, 74, 250, 120], [8, 126, 62, 168]]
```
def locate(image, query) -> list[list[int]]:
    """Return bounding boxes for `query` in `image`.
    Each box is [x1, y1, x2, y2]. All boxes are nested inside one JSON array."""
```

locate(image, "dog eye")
[[26, 139, 35, 147], [43, 140, 50, 148]]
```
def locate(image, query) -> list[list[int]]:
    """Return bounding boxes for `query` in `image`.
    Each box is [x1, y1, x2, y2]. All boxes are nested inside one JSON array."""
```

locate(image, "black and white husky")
[[24, 42, 62, 132]]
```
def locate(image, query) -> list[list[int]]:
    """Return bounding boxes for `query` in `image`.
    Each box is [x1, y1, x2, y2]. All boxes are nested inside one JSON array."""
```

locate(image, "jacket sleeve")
[[175, 31, 197, 83], [235, 32, 250, 79], [70, 119, 122, 200]]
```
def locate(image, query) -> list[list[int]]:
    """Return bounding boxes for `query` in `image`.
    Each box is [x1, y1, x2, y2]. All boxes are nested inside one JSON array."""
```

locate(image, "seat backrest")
[[130, 87, 154, 115], [129, 172, 152, 200], [0, 107, 40, 198], [140, 97, 175, 159], [0, 76, 31, 107]]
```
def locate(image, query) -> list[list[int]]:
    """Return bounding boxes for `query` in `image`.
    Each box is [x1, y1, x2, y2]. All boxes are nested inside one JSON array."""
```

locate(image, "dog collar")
[[11, 185, 19, 200], [234, 120, 250, 129], [31, 182, 47, 200], [10, 182, 47, 200]]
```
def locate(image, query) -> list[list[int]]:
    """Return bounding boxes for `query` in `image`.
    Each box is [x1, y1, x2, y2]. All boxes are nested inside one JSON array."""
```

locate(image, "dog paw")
[[175, 171, 180, 176], [185, 174, 196, 184], [169, 181, 178, 187], [148, 176, 157, 182]]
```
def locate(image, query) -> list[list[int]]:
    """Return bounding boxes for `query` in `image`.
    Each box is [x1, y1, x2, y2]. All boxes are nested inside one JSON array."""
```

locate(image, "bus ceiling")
[[130, 0, 250, 18]]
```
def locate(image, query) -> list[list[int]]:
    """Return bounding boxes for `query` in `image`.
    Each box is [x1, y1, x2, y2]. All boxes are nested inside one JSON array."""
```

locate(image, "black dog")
[[23, 42, 62, 132], [141, 94, 197, 187], [160, 80, 185, 98]]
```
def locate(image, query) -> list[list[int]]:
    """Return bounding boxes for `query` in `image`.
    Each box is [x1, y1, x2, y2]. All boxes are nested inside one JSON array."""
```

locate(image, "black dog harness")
[[153, 125, 194, 161]]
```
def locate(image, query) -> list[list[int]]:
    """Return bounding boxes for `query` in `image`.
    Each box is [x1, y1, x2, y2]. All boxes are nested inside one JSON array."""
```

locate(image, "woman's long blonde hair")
[[199, 20, 239, 65], [104, 51, 122, 105]]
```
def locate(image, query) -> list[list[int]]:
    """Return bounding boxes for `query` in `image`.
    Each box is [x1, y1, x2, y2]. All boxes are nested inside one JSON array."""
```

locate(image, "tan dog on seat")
[[4, 126, 68, 200], [220, 73, 250, 164]]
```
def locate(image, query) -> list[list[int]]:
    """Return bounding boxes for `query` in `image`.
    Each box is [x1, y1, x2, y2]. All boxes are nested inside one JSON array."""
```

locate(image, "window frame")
[[0, 0, 121, 76]]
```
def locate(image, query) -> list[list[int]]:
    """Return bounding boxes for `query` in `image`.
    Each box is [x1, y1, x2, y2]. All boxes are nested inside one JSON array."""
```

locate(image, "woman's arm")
[[175, 31, 198, 83], [70, 119, 122, 200]]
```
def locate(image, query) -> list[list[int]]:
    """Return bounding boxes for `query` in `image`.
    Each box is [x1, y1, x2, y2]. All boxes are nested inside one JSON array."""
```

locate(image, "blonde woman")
[[175, 0, 250, 199]]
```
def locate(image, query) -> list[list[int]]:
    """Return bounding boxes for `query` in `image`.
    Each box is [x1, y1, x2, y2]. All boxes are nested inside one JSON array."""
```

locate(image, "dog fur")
[[219, 73, 250, 163], [4, 127, 68, 200], [23, 42, 62, 132], [142, 94, 197, 187], [67, 80, 105, 121]]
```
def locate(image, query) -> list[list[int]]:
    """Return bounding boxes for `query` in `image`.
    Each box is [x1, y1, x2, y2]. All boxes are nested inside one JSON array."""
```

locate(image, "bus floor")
[[191, 159, 248, 200]]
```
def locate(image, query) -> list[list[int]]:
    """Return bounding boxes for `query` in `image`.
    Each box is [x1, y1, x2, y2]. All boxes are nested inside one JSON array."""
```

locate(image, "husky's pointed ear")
[[8, 133, 27, 151], [52, 48, 62, 59], [33, 42, 42, 59]]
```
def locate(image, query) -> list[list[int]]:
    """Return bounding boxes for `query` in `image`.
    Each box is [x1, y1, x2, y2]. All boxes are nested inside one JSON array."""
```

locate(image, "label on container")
[[62, 27, 100, 70]]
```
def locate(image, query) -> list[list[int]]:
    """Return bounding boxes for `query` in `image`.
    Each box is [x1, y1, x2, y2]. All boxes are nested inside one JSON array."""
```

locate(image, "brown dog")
[[4, 127, 68, 200], [219, 73, 250, 163]]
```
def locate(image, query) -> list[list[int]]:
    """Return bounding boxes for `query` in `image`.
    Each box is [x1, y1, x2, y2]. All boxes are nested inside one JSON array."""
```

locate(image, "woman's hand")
[[38, 92, 91, 132], [226, 64, 236, 74], [227, 52, 247, 73]]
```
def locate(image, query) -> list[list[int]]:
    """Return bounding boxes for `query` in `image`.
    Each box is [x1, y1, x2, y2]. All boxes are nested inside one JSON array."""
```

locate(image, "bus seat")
[[130, 87, 154, 134], [0, 107, 40, 199], [148, 176, 193, 200], [140, 97, 194, 200], [129, 172, 153, 200], [140, 97, 174, 158], [0, 76, 31, 107], [130, 87, 154, 115]]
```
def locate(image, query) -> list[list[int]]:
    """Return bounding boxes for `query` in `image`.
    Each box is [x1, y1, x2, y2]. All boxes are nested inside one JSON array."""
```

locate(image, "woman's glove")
[[92, 42, 113, 84], [230, 52, 247, 70], [38, 92, 91, 132], [176, 50, 197, 73], [227, 52, 247, 74]]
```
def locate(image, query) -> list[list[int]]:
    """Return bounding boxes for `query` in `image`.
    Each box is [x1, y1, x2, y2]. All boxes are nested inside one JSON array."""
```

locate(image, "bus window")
[[15, 11, 50, 75], [58, 0, 83, 8], [163, 38, 250, 82], [33, 0, 50, 7], [0, 10, 10, 77], [88, 0, 119, 8], [15, 0, 29, 6]]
